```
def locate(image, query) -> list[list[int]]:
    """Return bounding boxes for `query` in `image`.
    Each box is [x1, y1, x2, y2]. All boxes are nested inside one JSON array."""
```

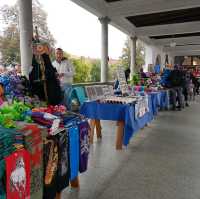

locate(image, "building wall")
[[144, 43, 174, 72]]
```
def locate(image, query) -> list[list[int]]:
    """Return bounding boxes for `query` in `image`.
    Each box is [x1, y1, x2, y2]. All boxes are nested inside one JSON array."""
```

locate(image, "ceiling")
[[71, 0, 200, 56]]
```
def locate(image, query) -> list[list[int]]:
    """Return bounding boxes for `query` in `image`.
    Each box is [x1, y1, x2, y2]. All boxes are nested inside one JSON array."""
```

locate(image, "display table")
[[80, 95, 158, 149]]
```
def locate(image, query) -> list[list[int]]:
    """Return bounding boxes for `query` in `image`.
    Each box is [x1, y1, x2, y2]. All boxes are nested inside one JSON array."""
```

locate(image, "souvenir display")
[[116, 67, 129, 95], [85, 86, 97, 100], [135, 96, 149, 119], [99, 96, 137, 105], [85, 85, 114, 101], [78, 121, 90, 173], [0, 59, 89, 199]]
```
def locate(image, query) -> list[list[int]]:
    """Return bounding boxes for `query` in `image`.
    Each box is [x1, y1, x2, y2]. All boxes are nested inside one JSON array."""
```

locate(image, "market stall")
[[0, 54, 90, 199], [72, 68, 170, 150]]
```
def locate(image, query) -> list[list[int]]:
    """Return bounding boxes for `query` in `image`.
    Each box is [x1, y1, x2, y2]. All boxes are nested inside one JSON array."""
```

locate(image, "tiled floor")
[[62, 98, 200, 199]]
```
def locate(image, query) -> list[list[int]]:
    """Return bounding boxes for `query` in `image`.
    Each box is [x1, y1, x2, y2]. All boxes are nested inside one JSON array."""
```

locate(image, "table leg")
[[95, 120, 102, 139], [89, 119, 96, 144], [70, 176, 80, 188], [55, 192, 61, 199], [116, 121, 124, 150]]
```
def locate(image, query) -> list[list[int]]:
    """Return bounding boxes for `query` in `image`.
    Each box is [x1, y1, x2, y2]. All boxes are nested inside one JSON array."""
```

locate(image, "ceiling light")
[[170, 41, 176, 47]]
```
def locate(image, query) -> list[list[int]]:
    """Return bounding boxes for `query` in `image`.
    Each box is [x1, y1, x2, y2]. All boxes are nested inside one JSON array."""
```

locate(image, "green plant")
[[131, 73, 140, 85]]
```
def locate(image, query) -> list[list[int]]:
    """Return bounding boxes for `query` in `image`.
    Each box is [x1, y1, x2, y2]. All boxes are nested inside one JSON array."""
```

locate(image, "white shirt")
[[52, 59, 75, 84]]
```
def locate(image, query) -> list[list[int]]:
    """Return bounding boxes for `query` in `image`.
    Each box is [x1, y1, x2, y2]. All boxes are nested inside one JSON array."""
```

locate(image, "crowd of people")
[[161, 65, 200, 111], [123, 64, 200, 111]]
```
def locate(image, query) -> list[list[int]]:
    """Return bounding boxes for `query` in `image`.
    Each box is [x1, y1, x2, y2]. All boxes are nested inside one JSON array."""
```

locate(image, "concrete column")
[[18, 0, 33, 78], [130, 36, 137, 77], [99, 17, 110, 82]]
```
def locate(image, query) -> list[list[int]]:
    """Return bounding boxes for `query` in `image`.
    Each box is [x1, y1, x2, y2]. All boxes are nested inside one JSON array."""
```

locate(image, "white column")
[[18, 0, 33, 78], [99, 17, 110, 82], [144, 44, 153, 72], [130, 36, 137, 77]]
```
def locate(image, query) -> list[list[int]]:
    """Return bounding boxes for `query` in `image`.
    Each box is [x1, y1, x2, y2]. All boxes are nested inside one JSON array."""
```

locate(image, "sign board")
[[116, 67, 129, 95]]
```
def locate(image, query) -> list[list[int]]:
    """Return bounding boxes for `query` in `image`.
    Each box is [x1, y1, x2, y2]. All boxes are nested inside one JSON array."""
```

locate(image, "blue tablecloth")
[[160, 90, 170, 109], [80, 94, 158, 146]]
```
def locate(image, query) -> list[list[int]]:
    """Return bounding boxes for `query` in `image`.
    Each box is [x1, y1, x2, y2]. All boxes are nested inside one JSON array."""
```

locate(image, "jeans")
[[61, 83, 72, 109], [170, 87, 183, 108]]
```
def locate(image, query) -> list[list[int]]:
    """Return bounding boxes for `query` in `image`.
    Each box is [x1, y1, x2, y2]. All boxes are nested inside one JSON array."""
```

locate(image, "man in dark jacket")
[[168, 65, 184, 110]]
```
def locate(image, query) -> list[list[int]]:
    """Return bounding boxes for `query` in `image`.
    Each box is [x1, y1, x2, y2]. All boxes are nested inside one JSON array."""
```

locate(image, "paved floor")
[[62, 98, 200, 199]]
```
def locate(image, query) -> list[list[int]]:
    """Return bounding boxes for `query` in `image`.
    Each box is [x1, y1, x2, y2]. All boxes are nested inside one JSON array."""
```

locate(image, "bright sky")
[[0, 0, 127, 59]]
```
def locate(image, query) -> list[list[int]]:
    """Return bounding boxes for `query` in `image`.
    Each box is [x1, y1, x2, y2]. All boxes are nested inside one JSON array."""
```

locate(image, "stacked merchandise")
[[0, 111, 90, 199], [0, 72, 43, 109], [0, 81, 90, 199], [0, 71, 31, 101], [98, 96, 137, 105]]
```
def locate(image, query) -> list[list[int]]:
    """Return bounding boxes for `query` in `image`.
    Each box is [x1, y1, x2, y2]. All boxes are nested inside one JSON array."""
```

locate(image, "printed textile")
[[5, 149, 31, 199]]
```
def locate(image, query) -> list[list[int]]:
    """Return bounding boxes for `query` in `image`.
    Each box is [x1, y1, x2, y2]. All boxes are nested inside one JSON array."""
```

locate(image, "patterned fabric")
[[56, 130, 69, 192], [78, 121, 89, 173], [43, 136, 58, 199], [43, 130, 70, 199], [19, 124, 44, 199]]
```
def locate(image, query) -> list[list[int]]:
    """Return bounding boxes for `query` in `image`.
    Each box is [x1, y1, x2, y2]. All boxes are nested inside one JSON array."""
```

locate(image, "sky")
[[0, 0, 127, 59]]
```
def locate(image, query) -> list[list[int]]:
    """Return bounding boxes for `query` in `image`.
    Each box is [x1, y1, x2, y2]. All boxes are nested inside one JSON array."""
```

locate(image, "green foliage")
[[119, 37, 145, 72], [0, 25, 20, 65], [0, 0, 55, 65], [131, 73, 140, 86], [108, 63, 118, 81], [90, 60, 101, 82], [119, 39, 130, 70], [72, 57, 91, 83]]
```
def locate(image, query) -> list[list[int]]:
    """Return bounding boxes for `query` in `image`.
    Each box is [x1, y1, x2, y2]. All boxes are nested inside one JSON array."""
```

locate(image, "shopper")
[[140, 68, 147, 79], [52, 48, 75, 85], [168, 65, 184, 110], [52, 48, 75, 109]]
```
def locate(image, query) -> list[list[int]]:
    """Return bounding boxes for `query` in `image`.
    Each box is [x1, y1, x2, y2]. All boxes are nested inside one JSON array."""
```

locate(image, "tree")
[[120, 39, 130, 70], [90, 60, 100, 82], [0, 0, 55, 65], [119, 37, 145, 72], [0, 25, 20, 65], [72, 57, 91, 83]]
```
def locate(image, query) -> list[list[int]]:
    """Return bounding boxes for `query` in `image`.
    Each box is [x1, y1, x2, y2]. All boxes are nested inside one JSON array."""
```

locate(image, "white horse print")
[[10, 157, 26, 198]]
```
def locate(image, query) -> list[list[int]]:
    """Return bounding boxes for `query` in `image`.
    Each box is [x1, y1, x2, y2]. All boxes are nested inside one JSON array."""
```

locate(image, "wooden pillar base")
[[95, 120, 102, 139], [70, 176, 80, 188], [89, 119, 96, 144], [55, 192, 61, 199], [116, 121, 124, 150], [89, 119, 102, 144]]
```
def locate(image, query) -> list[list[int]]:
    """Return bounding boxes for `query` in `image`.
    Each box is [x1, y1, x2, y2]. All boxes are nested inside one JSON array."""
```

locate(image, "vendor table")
[[80, 94, 159, 149], [80, 91, 170, 150]]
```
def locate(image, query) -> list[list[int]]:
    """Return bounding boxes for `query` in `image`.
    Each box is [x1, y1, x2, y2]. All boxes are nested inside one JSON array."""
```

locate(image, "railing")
[[72, 81, 114, 87]]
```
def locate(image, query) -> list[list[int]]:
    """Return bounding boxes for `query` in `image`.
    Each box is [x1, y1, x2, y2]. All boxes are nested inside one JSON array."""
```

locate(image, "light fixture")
[[170, 41, 176, 48]]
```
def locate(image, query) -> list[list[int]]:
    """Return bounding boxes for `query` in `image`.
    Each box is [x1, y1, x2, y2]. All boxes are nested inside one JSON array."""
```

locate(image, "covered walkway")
[[63, 98, 200, 199]]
